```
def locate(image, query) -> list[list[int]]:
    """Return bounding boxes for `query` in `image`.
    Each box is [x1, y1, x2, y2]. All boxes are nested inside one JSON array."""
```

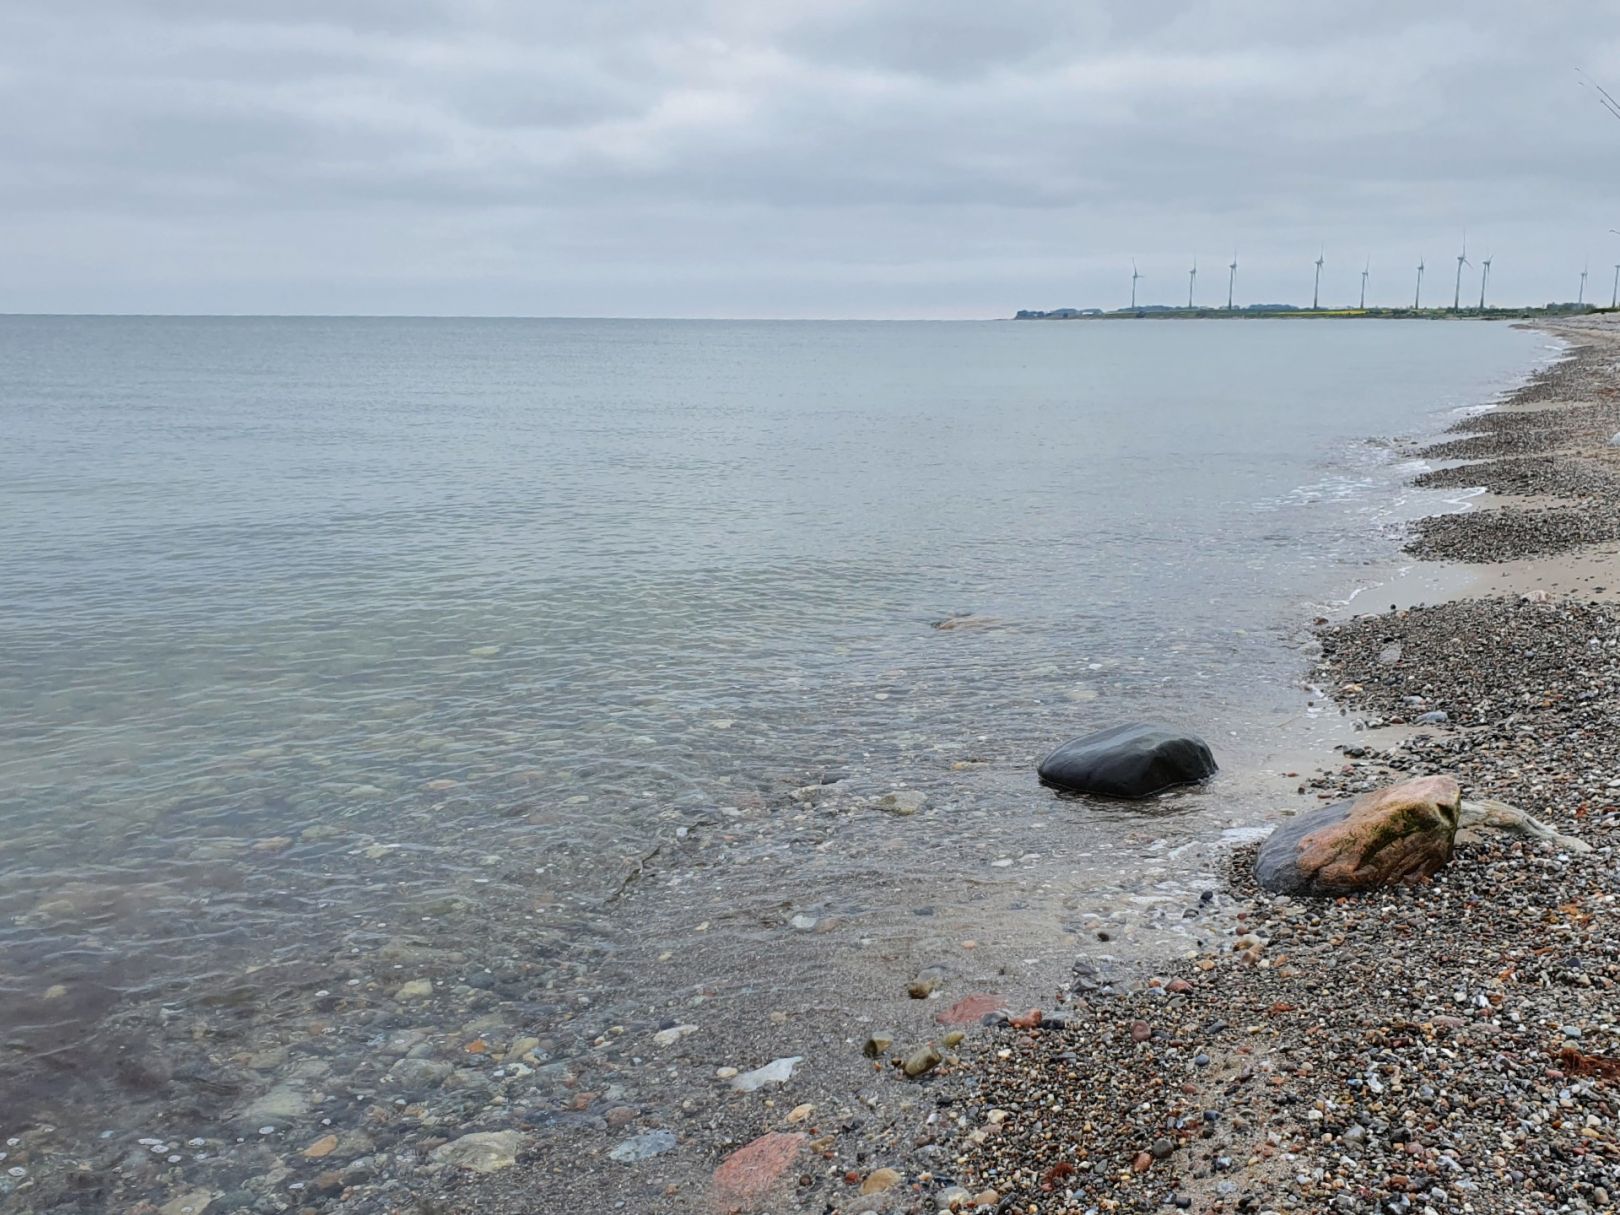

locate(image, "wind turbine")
[[1478, 256, 1492, 310], [1611, 264, 1619, 309], [1227, 249, 1238, 310], [1187, 258, 1197, 309], [1312, 246, 1325, 310], [1414, 258, 1425, 309], [1452, 233, 1469, 312], [1359, 258, 1370, 310], [1580, 259, 1589, 305], [1130, 259, 1141, 309]]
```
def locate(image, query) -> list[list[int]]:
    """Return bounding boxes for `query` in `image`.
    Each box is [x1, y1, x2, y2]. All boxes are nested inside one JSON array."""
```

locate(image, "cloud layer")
[[5, 1, 1620, 315]]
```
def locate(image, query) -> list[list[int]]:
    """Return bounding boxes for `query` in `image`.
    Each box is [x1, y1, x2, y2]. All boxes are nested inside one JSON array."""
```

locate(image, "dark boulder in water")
[[1037, 723, 1217, 800]]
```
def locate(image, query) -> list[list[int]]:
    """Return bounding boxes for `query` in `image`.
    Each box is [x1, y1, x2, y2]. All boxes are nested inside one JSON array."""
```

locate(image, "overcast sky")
[[6, 1, 1620, 317]]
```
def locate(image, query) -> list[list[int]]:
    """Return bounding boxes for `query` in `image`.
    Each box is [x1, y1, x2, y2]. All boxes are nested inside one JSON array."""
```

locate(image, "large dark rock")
[[1037, 723, 1217, 800], [1254, 775, 1460, 896]]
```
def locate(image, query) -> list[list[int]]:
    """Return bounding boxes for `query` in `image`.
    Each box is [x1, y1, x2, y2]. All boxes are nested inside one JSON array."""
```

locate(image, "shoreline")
[[4, 324, 1582, 1215], [934, 317, 1620, 1215], [425, 317, 1589, 1215]]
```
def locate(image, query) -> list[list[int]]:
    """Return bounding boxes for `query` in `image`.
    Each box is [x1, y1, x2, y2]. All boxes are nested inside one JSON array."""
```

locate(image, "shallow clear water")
[[0, 315, 1550, 1201]]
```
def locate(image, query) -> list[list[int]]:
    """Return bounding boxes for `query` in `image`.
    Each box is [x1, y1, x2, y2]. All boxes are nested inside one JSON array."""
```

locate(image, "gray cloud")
[[4, 0, 1620, 315]]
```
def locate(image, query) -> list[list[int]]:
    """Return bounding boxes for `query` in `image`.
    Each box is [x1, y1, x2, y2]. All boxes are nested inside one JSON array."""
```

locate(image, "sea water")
[[0, 315, 1551, 1204]]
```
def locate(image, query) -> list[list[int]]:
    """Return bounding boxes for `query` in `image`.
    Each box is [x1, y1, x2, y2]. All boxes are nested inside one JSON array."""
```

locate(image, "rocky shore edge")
[[912, 320, 1620, 1215]]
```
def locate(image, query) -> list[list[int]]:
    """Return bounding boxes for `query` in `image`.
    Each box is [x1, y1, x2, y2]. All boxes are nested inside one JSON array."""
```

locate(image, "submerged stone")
[[431, 1130, 522, 1173], [711, 1132, 807, 1212], [609, 1129, 677, 1163], [1037, 723, 1217, 800], [1254, 775, 1461, 896]]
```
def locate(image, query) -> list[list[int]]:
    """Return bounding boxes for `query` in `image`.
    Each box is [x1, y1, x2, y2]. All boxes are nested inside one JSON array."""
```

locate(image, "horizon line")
[[0, 311, 1007, 323]]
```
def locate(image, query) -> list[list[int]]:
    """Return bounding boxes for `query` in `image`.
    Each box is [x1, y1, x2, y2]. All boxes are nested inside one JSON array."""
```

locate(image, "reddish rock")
[[1166, 979, 1194, 994], [935, 994, 1006, 1026], [1132, 1151, 1153, 1173], [711, 1132, 807, 1213], [1129, 1020, 1151, 1043], [1254, 775, 1461, 896]]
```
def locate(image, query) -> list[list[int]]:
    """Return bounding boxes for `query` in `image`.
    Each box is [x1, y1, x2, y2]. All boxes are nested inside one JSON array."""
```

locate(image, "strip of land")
[[941, 319, 1620, 1215]]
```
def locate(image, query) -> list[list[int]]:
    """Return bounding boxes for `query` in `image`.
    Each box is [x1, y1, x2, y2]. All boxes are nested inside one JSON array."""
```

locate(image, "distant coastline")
[[1013, 302, 1605, 320]]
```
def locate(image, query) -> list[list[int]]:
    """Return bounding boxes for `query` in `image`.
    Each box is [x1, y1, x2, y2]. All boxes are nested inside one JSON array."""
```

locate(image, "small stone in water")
[[653, 1024, 698, 1047], [431, 1130, 522, 1173], [608, 1129, 677, 1164], [877, 790, 926, 816]]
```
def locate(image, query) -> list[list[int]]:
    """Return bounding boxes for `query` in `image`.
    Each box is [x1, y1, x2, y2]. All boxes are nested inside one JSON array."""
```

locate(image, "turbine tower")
[[1130, 259, 1141, 310], [1452, 233, 1469, 312], [1187, 258, 1197, 309], [1478, 256, 1492, 310], [1580, 260, 1589, 305], [1312, 246, 1325, 310], [1611, 264, 1619, 309], [1414, 258, 1425, 310], [1359, 258, 1370, 310], [1227, 250, 1238, 310]]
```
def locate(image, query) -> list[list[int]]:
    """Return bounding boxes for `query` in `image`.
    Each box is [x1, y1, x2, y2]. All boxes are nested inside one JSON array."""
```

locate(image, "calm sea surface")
[[0, 316, 1552, 1206]]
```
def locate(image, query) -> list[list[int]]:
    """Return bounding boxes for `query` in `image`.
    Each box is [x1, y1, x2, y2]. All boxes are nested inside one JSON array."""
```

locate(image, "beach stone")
[[431, 1130, 522, 1173], [730, 1056, 801, 1092], [608, 1129, 676, 1163], [877, 790, 926, 815], [241, 1083, 310, 1124], [1037, 723, 1217, 799], [936, 994, 1006, 1025], [863, 1032, 894, 1058], [653, 1023, 698, 1047], [1254, 775, 1461, 896], [159, 1189, 218, 1215], [902, 1044, 942, 1077], [710, 1131, 806, 1213], [387, 1057, 452, 1089], [860, 1167, 902, 1194]]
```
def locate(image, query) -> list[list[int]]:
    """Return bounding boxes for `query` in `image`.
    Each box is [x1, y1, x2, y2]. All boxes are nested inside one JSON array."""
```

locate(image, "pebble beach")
[[937, 319, 1620, 1215]]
